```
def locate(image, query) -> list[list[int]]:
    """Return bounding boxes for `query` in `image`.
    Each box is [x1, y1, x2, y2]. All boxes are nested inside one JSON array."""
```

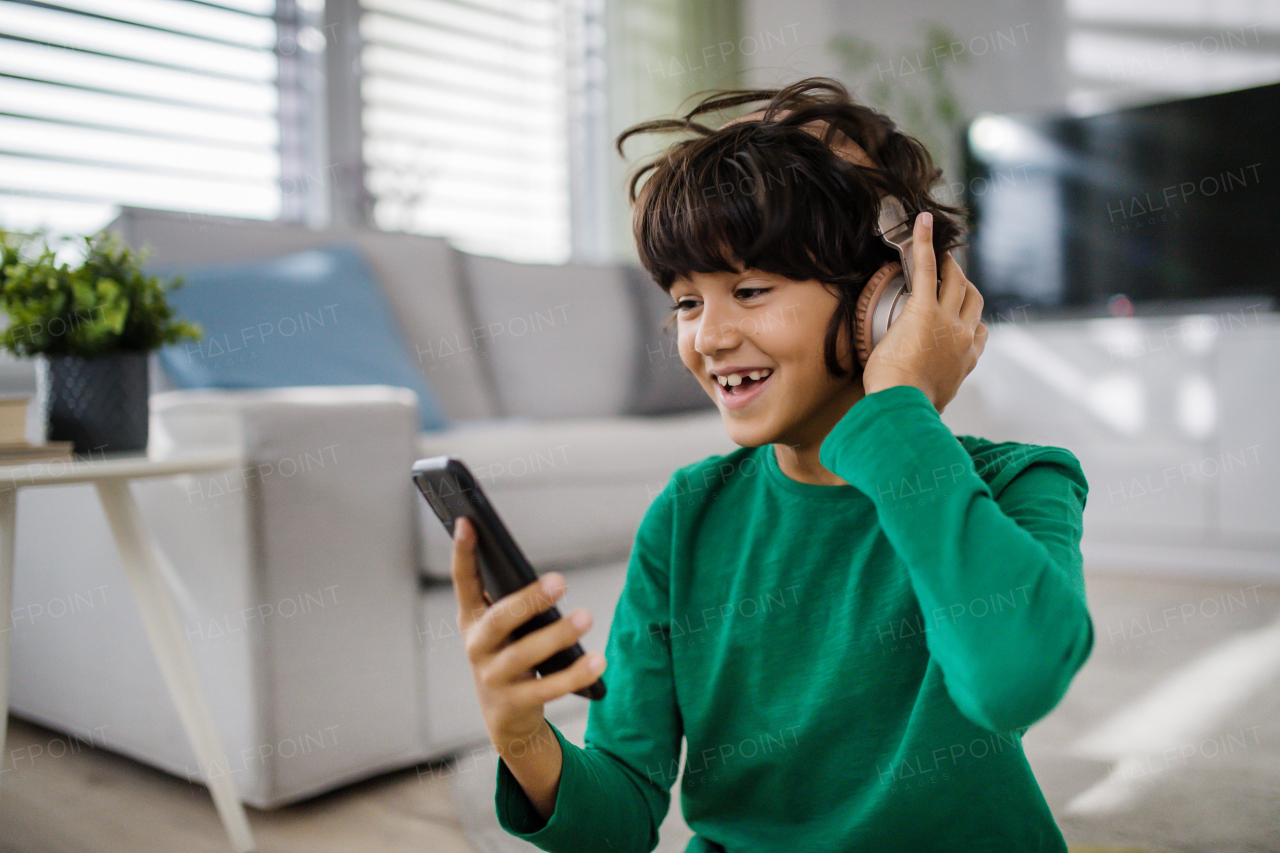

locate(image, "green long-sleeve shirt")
[[494, 384, 1094, 852]]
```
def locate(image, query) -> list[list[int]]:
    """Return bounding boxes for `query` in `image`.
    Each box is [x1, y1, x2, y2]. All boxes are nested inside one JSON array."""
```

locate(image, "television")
[[961, 80, 1279, 321]]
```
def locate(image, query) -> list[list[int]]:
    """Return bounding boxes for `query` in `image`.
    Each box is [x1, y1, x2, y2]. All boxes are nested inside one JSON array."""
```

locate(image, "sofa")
[[5, 206, 739, 808]]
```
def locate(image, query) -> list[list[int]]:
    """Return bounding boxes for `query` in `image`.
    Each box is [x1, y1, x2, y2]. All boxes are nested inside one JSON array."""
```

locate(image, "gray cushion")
[[413, 409, 737, 579], [351, 230, 499, 421], [461, 253, 638, 419]]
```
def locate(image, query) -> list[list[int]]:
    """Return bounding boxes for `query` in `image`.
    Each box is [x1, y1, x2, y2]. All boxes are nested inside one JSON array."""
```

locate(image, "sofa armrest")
[[149, 385, 416, 453], [149, 385, 428, 802]]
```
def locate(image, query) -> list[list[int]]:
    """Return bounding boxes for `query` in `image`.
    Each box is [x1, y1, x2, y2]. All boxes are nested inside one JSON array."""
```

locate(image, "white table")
[[0, 448, 256, 853]]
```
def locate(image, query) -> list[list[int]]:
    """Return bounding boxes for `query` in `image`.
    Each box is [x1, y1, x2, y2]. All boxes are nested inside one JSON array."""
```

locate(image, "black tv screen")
[[961, 80, 1279, 321]]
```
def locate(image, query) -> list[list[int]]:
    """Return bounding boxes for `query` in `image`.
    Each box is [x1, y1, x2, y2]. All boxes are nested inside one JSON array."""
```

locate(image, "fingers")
[[490, 605, 593, 685], [934, 252, 963, 318], [467, 571, 565, 663], [911, 211, 937, 307], [511, 648, 607, 708], [957, 262, 984, 330], [452, 517, 489, 630]]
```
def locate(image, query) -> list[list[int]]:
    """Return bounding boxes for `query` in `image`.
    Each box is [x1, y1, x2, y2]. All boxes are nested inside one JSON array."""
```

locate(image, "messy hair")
[[615, 76, 971, 381]]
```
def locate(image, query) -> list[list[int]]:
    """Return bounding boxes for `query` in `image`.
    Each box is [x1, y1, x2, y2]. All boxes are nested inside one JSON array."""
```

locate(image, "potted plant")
[[0, 227, 202, 454]]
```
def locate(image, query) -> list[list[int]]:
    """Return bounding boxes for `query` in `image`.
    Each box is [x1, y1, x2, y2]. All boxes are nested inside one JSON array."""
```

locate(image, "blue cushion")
[[154, 242, 448, 431]]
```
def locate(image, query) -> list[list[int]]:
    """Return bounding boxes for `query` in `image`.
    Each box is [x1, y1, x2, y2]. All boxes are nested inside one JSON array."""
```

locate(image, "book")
[[0, 395, 28, 444]]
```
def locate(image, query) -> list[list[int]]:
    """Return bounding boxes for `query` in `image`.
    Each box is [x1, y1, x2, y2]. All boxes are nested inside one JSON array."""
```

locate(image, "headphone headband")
[[875, 194, 917, 294]]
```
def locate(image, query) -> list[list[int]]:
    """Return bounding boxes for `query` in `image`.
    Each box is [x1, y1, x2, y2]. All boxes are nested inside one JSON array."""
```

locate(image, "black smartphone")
[[412, 456, 606, 701]]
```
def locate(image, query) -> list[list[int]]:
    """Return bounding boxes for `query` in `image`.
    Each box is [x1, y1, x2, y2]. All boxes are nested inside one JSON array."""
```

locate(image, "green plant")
[[0, 228, 201, 359]]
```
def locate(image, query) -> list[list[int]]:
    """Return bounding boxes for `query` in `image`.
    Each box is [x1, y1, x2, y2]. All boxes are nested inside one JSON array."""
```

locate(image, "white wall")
[[741, 0, 1070, 187], [743, 0, 1069, 113]]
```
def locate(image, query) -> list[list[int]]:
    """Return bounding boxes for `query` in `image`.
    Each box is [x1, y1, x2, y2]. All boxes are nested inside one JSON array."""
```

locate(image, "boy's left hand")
[[861, 211, 988, 414]]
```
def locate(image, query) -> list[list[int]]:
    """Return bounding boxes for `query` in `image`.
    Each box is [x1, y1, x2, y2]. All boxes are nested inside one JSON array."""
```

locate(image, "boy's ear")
[[718, 109, 879, 178]]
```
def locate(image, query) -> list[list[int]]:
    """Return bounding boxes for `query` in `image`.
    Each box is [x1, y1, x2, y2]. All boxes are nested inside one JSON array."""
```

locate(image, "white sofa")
[[6, 206, 737, 808]]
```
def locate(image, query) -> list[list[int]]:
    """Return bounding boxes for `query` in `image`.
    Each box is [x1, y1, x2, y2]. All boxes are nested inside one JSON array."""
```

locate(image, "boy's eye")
[[669, 288, 770, 312]]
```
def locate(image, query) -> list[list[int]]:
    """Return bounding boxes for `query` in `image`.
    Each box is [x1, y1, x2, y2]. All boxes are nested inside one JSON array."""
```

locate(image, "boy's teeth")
[[716, 368, 773, 387]]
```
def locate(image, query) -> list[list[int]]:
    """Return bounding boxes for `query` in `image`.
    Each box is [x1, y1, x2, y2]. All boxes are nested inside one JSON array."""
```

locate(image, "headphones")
[[716, 106, 947, 366], [852, 194, 942, 369], [713, 110, 942, 369]]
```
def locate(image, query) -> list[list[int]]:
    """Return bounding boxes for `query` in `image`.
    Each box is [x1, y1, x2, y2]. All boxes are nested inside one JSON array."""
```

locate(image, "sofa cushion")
[[154, 242, 449, 431], [110, 207, 501, 422], [350, 230, 499, 422], [413, 409, 737, 580], [624, 264, 718, 416], [460, 253, 637, 419]]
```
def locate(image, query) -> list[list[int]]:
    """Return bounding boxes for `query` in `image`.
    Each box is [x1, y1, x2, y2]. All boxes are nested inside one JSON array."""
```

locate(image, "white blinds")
[[1065, 0, 1280, 114], [0, 0, 282, 236], [359, 0, 571, 263]]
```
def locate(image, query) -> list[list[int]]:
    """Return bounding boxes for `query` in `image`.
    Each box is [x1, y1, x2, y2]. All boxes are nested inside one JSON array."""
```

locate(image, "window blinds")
[[0, 0, 283, 236], [359, 0, 571, 262]]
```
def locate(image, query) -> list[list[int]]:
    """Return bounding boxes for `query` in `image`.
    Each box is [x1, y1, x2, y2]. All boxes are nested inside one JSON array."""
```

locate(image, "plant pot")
[[36, 351, 149, 454]]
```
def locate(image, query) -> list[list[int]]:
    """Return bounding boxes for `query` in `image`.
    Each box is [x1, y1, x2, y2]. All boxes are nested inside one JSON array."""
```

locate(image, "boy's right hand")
[[450, 516, 607, 752]]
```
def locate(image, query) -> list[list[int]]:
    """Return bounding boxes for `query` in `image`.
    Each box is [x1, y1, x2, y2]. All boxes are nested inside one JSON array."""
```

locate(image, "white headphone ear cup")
[[853, 262, 903, 368]]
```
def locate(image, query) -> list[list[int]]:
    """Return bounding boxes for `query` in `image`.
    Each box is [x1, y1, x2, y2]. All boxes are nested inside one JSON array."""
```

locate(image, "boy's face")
[[669, 269, 865, 450], [664, 108, 873, 449]]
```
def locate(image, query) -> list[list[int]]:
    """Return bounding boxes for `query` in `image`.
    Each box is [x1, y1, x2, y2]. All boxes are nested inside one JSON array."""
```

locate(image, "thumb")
[[451, 517, 488, 628]]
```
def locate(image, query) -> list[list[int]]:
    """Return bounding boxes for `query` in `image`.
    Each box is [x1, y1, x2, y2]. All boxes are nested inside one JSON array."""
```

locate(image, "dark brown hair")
[[615, 76, 971, 381]]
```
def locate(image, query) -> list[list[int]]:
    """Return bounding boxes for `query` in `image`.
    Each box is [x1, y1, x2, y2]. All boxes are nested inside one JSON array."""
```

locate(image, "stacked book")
[[0, 396, 73, 464]]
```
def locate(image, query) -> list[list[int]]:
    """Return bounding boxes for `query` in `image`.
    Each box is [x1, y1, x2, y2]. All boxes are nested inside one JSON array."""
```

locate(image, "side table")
[[0, 448, 256, 852]]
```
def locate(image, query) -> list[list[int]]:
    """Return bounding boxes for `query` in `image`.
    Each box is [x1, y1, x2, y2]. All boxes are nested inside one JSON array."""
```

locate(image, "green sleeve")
[[819, 384, 1095, 734], [493, 474, 683, 852]]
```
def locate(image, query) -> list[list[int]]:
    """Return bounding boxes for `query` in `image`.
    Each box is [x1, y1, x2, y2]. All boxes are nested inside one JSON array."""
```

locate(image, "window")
[[1065, 0, 1280, 115], [358, 0, 573, 262], [0, 0, 589, 264], [0, 0, 284, 236]]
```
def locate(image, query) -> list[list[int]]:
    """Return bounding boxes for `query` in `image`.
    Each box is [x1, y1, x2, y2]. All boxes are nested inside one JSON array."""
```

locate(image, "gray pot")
[[36, 351, 149, 454]]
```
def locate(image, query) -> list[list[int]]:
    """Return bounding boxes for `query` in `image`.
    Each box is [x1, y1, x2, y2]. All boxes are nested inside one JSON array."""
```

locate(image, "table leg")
[[0, 486, 14, 756], [94, 479, 256, 853]]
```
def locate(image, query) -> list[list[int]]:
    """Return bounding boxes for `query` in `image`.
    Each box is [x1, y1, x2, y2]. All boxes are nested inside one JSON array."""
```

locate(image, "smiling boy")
[[474, 77, 1094, 852], [673, 106, 986, 488]]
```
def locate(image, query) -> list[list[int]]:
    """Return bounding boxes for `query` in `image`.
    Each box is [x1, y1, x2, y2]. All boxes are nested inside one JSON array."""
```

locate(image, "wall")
[[603, 0, 745, 267], [741, 0, 1070, 193]]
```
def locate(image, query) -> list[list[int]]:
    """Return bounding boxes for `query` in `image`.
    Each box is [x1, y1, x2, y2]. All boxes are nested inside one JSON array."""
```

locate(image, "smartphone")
[[412, 456, 606, 701]]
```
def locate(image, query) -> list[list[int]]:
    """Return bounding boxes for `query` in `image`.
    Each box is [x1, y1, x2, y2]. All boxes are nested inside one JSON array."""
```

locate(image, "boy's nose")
[[693, 311, 744, 360]]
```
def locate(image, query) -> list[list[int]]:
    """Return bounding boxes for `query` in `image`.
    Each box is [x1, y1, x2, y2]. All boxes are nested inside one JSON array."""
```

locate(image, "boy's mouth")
[[714, 369, 774, 407]]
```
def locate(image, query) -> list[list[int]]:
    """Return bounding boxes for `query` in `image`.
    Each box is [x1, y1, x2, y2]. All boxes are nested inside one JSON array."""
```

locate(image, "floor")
[[0, 717, 475, 853], [1023, 569, 1280, 852], [1, 570, 1278, 853]]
